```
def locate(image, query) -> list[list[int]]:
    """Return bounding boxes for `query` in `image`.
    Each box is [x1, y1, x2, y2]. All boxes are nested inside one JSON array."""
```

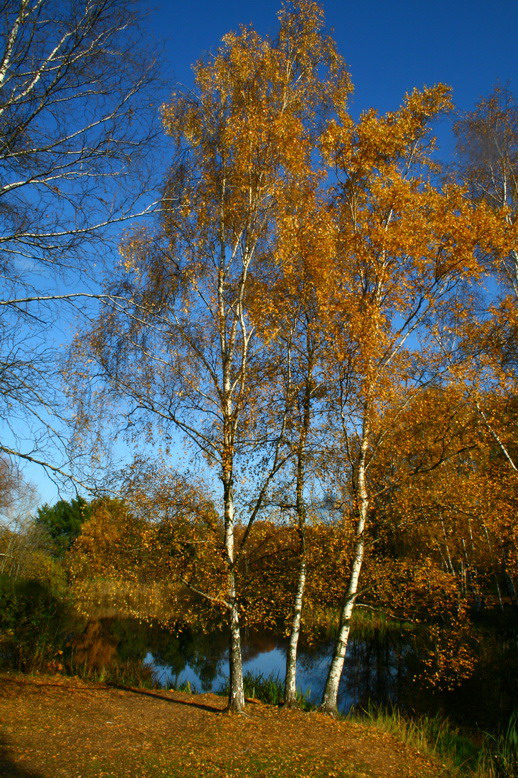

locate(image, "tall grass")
[[69, 657, 157, 689], [162, 678, 198, 694], [302, 603, 415, 642], [351, 704, 518, 777], [350, 606, 416, 639], [350, 703, 479, 774], [478, 710, 518, 777], [220, 670, 312, 709]]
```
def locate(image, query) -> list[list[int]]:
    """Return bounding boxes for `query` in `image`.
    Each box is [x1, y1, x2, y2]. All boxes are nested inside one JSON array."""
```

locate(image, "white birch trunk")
[[228, 573, 245, 712], [321, 428, 369, 715], [284, 366, 312, 707], [223, 477, 245, 712], [284, 552, 306, 706], [217, 229, 246, 712]]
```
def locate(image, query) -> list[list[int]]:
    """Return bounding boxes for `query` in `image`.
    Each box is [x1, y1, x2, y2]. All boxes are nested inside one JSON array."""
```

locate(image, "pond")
[[73, 615, 517, 730], [146, 629, 407, 714], [74, 618, 412, 714]]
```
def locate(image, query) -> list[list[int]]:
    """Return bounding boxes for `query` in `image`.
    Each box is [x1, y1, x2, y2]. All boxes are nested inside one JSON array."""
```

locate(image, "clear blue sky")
[[150, 0, 516, 153], [28, 0, 517, 507]]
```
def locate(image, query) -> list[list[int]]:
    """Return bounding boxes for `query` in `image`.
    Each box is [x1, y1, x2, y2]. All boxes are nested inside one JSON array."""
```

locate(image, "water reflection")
[[73, 617, 408, 713], [72, 615, 518, 729], [143, 625, 408, 714]]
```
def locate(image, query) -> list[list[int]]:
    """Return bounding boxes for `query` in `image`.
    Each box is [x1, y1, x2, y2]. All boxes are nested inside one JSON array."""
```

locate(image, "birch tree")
[[266, 260, 329, 707], [453, 87, 517, 470], [0, 0, 158, 478], [281, 311, 320, 707], [454, 86, 517, 294], [73, 0, 349, 712], [317, 85, 505, 714]]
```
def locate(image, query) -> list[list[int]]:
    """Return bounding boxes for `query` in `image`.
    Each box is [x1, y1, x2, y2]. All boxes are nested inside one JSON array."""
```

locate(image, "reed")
[[478, 710, 518, 777], [350, 703, 480, 775], [220, 670, 312, 708]]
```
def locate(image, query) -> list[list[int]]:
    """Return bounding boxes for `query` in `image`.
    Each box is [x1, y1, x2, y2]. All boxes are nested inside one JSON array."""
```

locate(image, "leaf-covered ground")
[[0, 674, 448, 776]]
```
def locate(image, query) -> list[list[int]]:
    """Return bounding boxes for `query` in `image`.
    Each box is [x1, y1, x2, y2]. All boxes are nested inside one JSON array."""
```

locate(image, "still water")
[[142, 626, 406, 714], [75, 616, 517, 728]]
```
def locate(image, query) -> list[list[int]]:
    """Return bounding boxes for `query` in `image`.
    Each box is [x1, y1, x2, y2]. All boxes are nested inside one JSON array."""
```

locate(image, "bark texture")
[[321, 425, 369, 715]]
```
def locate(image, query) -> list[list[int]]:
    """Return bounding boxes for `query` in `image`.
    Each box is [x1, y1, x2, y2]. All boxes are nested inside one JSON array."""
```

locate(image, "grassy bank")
[[2, 568, 515, 776], [351, 704, 518, 777], [1, 667, 515, 776]]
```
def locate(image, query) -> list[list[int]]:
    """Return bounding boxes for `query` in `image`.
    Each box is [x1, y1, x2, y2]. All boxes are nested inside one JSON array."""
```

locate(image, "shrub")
[[0, 572, 72, 672]]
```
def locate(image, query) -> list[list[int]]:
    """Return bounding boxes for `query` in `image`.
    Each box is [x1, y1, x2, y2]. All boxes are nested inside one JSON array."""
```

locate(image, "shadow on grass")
[[1, 674, 224, 713], [0, 734, 43, 777], [107, 683, 224, 713], [0, 677, 95, 693]]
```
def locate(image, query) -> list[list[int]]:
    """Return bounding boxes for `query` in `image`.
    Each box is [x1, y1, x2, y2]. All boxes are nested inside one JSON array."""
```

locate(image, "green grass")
[[219, 670, 312, 709], [350, 606, 416, 639], [69, 657, 157, 689], [350, 703, 479, 775], [478, 710, 518, 777], [302, 603, 415, 642], [163, 678, 198, 694], [350, 704, 518, 777]]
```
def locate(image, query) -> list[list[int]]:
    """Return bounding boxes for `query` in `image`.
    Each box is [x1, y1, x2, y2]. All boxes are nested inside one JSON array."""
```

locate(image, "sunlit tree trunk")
[[222, 459, 244, 710], [284, 533, 307, 706], [321, 419, 369, 715], [228, 576, 245, 712], [220, 239, 246, 710], [284, 333, 314, 707]]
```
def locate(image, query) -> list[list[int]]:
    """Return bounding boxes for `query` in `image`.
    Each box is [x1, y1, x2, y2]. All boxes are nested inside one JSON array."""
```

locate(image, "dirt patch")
[[0, 673, 447, 777]]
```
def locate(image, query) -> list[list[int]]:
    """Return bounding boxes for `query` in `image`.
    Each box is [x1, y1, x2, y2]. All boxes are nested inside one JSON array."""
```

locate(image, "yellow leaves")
[[160, 0, 351, 217], [321, 84, 452, 181], [421, 621, 479, 689], [402, 83, 453, 124], [66, 5, 517, 682]]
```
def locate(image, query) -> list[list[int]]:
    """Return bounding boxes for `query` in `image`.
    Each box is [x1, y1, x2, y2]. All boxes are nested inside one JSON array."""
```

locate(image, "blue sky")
[[150, 0, 516, 154], [24, 0, 517, 507]]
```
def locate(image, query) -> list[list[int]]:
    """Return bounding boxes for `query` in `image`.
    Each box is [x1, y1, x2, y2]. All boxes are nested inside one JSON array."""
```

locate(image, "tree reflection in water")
[[72, 615, 518, 731], [74, 618, 410, 712]]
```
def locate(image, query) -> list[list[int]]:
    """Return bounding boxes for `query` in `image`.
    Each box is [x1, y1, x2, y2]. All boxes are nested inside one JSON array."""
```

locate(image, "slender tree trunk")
[[321, 425, 369, 715], [218, 226, 246, 713], [482, 521, 504, 611], [284, 359, 312, 707], [223, 457, 245, 712], [440, 513, 456, 576], [474, 399, 518, 472], [228, 571, 245, 712], [284, 536, 306, 706]]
